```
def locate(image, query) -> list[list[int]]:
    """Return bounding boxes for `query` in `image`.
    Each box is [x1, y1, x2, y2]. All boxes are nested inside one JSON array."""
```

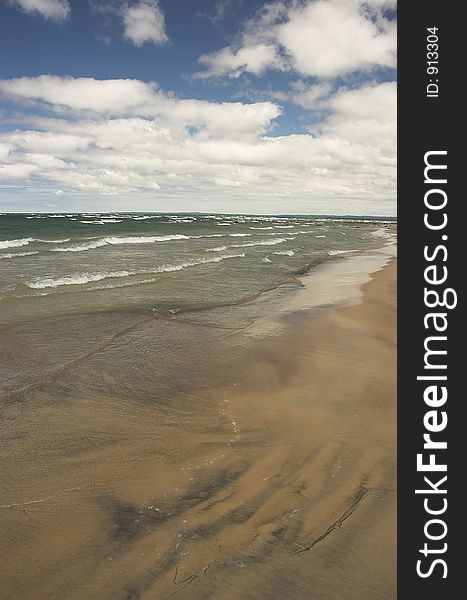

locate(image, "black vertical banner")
[[398, 2, 461, 598]]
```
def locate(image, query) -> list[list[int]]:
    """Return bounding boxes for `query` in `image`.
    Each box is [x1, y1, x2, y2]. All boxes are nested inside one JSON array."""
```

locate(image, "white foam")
[[250, 226, 273, 230], [273, 250, 295, 256], [51, 239, 108, 252], [204, 237, 288, 252], [0, 237, 33, 250], [228, 233, 251, 237], [0, 251, 39, 260], [232, 238, 289, 248], [371, 227, 393, 239], [26, 254, 246, 290], [51, 234, 190, 252], [105, 235, 190, 244], [79, 219, 123, 224], [206, 246, 228, 252], [28, 271, 133, 289], [328, 249, 360, 256]]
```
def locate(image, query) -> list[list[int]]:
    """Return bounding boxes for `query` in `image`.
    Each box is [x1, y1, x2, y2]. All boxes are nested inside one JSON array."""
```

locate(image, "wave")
[[206, 245, 228, 252], [80, 218, 123, 224], [232, 238, 289, 248], [228, 233, 251, 237], [28, 271, 133, 289], [274, 225, 295, 229], [204, 238, 289, 252], [0, 237, 71, 250], [0, 237, 34, 250], [316, 235, 326, 238], [273, 250, 295, 256], [0, 251, 39, 260], [371, 228, 393, 239], [328, 249, 360, 256], [51, 234, 191, 252], [250, 226, 273, 230], [26, 254, 246, 290], [52, 239, 108, 252]]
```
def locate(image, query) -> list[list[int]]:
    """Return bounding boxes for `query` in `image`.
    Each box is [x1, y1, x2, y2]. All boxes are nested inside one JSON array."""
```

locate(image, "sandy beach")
[[0, 245, 396, 600]]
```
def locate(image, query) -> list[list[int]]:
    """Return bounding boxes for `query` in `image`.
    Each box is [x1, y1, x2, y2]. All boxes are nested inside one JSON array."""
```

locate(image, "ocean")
[[0, 213, 393, 324]]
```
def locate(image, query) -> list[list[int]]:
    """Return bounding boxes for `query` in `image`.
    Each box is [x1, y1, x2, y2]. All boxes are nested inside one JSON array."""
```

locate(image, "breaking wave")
[[26, 253, 246, 289]]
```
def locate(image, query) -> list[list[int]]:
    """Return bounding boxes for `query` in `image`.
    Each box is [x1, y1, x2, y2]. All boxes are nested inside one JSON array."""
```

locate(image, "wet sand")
[[0, 253, 396, 599]]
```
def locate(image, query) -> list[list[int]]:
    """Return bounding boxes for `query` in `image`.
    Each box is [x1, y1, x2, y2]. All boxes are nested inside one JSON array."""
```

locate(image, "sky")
[[0, 0, 396, 215]]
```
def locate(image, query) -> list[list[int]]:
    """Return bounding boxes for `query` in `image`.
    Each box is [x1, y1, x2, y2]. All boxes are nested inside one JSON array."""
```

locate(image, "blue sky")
[[0, 0, 396, 215]]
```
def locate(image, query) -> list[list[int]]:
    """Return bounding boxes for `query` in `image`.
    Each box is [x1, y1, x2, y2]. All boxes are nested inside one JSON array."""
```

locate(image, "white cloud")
[[8, 0, 70, 21], [196, 0, 396, 79], [122, 0, 168, 46], [0, 76, 280, 136], [0, 76, 395, 214], [198, 43, 283, 79], [319, 81, 396, 158], [290, 82, 333, 109], [0, 76, 157, 114]]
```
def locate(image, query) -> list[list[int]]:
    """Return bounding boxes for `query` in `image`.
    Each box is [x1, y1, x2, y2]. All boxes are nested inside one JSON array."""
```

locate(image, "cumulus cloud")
[[290, 81, 333, 109], [8, 0, 70, 21], [0, 76, 280, 136], [122, 0, 168, 46], [0, 76, 395, 212], [196, 0, 396, 79], [198, 43, 283, 79]]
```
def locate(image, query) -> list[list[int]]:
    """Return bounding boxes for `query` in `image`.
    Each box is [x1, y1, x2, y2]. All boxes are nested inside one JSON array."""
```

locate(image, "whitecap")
[[27, 271, 134, 289], [26, 254, 246, 290], [0, 251, 39, 260], [51, 234, 191, 252], [328, 249, 360, 256], [0, 237, 33, 250], [232, 237, 289, 248], [205, 246, 228, 252]]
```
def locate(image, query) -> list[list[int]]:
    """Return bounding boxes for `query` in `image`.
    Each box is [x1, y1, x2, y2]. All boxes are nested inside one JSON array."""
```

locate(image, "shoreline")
[[0, 242, 396, 599]]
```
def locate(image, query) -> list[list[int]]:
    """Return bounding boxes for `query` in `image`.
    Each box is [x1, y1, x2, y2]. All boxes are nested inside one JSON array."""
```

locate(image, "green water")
[[0, 213, 394, 323]]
